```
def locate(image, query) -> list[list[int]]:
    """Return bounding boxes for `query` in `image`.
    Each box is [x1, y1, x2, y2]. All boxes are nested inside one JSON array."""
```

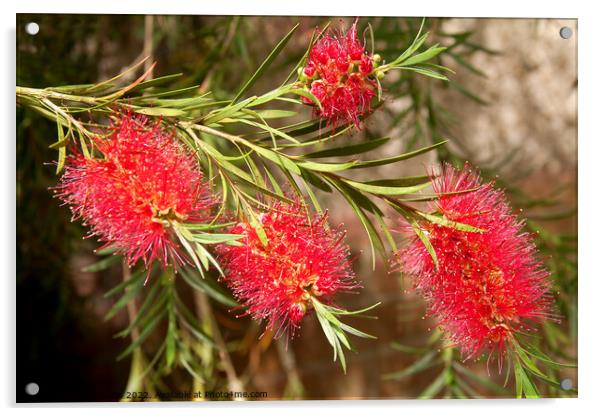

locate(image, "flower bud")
[[298, 67, 307, 81]]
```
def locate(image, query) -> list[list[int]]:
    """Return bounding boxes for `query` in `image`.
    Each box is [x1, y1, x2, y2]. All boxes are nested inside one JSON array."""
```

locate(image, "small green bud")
[[372, 54, 382, 63], [376, 70, 385, 80], [298, 67, 307, 81]]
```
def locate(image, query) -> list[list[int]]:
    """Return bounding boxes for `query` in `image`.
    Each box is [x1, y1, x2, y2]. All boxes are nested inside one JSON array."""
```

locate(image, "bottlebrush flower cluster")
[[300, 21, 378, 127], [55, 113, 215, 268], [217, 202, 358, 335], [396, 164, 553, 359]]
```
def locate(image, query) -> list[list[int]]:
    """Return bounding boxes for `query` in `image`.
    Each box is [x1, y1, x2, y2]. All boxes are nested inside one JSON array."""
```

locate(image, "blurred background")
[[16, 15, 577, 401]]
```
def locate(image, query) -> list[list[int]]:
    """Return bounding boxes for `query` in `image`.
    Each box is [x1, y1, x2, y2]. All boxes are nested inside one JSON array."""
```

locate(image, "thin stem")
[[193, 291, 246, 400], [275, 338, 305, 399], [120, 260, 159, 401], [16, 86, 101, 105], [143, 16, 155, 79], [40, 98, 95, 138], [123, 260, 140, 340]]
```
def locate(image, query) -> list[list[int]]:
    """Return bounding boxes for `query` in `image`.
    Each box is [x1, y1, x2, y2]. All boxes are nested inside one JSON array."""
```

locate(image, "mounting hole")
[[25, 22, 40, 36], [559, 26, 573, 40], [25, 382, 39, 396], [560, 378, 573, 390]]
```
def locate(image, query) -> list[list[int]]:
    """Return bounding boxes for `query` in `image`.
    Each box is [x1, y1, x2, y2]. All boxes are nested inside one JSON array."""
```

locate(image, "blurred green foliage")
[[16, 14, 576, 401]]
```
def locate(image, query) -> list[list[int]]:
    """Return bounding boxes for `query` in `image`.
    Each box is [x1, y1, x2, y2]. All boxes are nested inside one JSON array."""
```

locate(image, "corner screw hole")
[[25, 382, 39, 396], [25, 22, 39, 36], [559, 26, 573, 40]]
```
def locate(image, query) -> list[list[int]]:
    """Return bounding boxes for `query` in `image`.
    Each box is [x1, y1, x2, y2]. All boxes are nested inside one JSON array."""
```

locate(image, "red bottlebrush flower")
[[217, 202, 358, 336], [55, 113, 215, 268], [300, 20, 377, 127], [396, 163, 553, 360]]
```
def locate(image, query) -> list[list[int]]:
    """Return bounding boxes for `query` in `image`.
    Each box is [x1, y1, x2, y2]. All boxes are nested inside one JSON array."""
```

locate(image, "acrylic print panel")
[[16, 15, 577, 402]]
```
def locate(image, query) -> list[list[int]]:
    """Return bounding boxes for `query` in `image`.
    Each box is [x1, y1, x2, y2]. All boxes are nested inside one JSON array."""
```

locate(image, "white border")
[[2, 1, 599, 415]]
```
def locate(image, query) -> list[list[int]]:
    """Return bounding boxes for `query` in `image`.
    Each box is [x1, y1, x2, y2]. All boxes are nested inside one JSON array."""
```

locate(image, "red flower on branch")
[[300, 20, 378, 127], [56, 113, 215, 268], [217, 202, 358, 336], [396, 163, 554, 360]]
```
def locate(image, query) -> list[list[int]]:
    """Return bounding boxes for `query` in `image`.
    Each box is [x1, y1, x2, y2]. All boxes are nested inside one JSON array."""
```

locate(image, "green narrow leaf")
[[131, 107, 186, 117], [299, 172, 324, 213], [367, 22, 375, 55], [280, 21, 327, 87], [454, 377, 485, 399], [398, 45, 446, 67], [386, 201, 439, 268], [94, 244, 119, 256], [288, 88, 322, 110], [514, 345, 556, 384], [126, 73, 184, 94], [179, 268, 238, 308], [521, 343, 577, 369], [448, 51, 487, 78], [328, 179, 385, 268], [264, 165, 284, 196], [400, 65, 449, 81], [48, 135, 70, 150], [302, 137, 391, 158], [195, 242, 210, 271], [55, 118, 66, 173], [251, 109, 298, 119], [249, 85, 293, 107], [56, 146, 66, 174], [81, 255, 121, 272], [514, 361, 523, 398], [243, 141, 301, 175], [81, 56, 149, 94], [390, 343, 428, 355], [175, 227, 205, 274], [104, 269, 145, 298], [192, 233, 243, 245], [418, 370, 447, 399], [452, 362, 509, 394], [235, 118, 300, 145], [203, 96, 257, 125], [166, 298, 177, 368], [390, 29, 428, 66], [232, 23, 299, 103], [312, 298, 378, 373], [514, 360, 540, 398], [322, 302, 381, 317], [296, 159, 358, 172], [180, 356, 205, 383], [416, 211, 486, 233], [383, 351, 439, 380], [105, 277, 145, 321], [350, 141, 447, 169], [137, 85, 201, 99], [77, 130, 91, 159], [300, 169, 332, 193], [411, 219, 439, 270], [114, 283, 166, 338], [449, 80, 490, 105], [248, 209, 268, 246], [181, 222, 236, 232], [374, 212, 397, 254], [196, 243, 226, 277], [175, 297, 215, 345], [117, 310, 166, 361], [342, 178, 431, 196], [365, 176, 430, 187]]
